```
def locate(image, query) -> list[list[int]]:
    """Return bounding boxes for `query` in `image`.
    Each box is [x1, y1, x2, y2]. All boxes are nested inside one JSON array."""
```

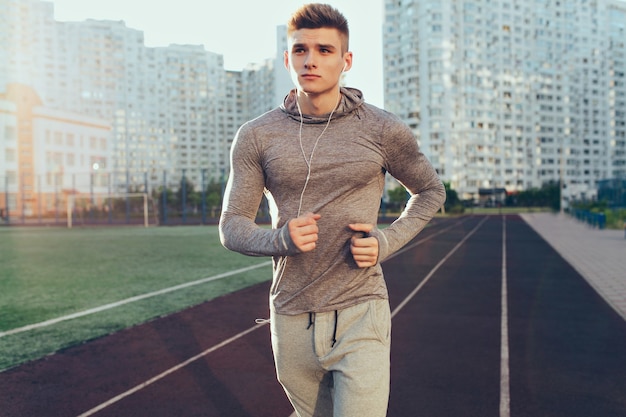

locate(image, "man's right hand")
[[288, 212, 321, 252]]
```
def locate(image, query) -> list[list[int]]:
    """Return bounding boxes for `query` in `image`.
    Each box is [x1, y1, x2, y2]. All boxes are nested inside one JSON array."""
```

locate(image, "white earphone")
[[295, 94, 339, 216]]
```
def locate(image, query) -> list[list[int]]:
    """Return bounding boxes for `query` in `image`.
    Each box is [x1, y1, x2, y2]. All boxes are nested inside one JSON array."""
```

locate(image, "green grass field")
[[0, 225, 272, 372]]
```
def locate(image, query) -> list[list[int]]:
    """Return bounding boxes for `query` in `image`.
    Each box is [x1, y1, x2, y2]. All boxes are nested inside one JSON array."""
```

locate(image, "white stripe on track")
[[391, 216, 488, 318], [500, 216, 511, 417], [0, 261, 272, 338], [74, 218, 478, 417], [75, 323, 266, 417], [3, 222, 461, 339], [286, 217, 483, 417], [384, 219, 464, 262]]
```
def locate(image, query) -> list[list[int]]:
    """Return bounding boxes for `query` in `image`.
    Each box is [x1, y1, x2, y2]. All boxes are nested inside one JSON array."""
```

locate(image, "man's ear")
[[342, 51, 353, 72], [284, 50, 290, 70]]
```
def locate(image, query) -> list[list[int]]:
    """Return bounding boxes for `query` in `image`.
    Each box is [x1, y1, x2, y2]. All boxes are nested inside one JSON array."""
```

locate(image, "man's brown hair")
[[287, 3, 350, 52]]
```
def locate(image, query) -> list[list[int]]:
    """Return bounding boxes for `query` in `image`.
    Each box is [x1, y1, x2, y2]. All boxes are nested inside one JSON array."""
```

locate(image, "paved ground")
[[521, 212, 626, 320]]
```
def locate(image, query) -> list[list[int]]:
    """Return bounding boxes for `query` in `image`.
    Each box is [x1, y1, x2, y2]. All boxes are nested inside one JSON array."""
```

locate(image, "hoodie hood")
[[280, 87, 365, 124]]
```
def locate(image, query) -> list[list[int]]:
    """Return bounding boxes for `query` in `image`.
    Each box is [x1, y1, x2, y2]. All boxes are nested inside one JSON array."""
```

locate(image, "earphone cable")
[[295, 94, 339, 216]]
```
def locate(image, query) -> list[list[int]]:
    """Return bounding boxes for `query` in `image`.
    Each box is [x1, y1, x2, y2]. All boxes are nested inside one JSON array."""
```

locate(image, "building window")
[[6, 171, 17, 185], [5, 148, 16, 162], [5, 126, 16, 141]]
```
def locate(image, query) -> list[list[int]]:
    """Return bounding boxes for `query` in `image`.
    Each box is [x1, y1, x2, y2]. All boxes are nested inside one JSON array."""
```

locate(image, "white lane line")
[[391, 216, 488, 318], [76, 323, 266, 417], [384, 219, 465, 262], [0, 261, 272, 338], [283, 217, 478, 417], [77, 218, 480, 417], [500, 216, 511, 417], [3, 221, 461, 339]]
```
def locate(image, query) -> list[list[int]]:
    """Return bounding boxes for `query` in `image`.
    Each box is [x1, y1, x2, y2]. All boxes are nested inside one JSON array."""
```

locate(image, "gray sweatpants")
[[270, 299, 391, 417]]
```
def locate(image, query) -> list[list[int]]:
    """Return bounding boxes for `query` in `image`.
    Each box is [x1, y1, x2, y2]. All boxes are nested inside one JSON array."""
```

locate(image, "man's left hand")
[[348, 223, 378, 268]]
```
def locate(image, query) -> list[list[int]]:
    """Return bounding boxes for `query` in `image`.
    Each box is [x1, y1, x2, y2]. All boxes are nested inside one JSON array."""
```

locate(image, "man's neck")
[[296, 89, 341, 116]]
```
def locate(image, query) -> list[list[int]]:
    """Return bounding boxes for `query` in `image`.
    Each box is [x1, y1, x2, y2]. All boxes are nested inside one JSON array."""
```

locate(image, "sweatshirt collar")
[[280, 87, 364, 124]]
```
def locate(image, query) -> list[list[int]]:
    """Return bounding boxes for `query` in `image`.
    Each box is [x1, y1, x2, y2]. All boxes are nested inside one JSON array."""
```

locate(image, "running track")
[[1, 215, 625, 416]]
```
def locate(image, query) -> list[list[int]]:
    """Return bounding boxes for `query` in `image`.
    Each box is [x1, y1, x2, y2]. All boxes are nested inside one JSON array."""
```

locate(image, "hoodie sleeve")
[[371, 116, 446, 262], [219, 123, 299, 257]]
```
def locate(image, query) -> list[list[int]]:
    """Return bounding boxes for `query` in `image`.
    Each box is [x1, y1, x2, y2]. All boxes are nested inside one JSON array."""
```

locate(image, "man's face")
[[284, 27, 352, 96]]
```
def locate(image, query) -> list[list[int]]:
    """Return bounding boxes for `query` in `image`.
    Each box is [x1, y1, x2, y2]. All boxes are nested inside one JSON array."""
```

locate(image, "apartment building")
[[0, 97, 17, 219], [608, 3, 626, 181], [1, 0, 287, 207], [384, 0, 626, 204], [0, 83, 111, 218]]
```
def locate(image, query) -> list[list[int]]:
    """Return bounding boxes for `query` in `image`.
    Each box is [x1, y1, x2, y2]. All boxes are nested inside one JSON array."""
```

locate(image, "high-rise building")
[[1, 0, 289, 209], [1, 83, 111, 218], [607, 3, 626, 182], [384, 0, 626, 205], [275, 25, 296, 104]]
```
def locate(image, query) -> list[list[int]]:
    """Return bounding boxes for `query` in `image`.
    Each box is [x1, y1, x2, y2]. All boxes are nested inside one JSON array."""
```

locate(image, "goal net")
[[67, 193, 157, 228]]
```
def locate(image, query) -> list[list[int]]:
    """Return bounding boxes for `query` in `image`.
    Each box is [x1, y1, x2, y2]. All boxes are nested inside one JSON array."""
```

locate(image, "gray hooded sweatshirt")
[[219, 87, 445, 315]]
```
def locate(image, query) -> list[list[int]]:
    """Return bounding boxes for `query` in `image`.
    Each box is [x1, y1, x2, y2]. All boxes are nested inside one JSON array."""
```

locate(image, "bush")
[[606, 208, 626, 229], [570, 201, 626, 229]]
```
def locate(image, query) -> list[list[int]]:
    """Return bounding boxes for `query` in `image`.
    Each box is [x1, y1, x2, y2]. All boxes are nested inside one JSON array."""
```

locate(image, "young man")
[[219, 4, 445, 416]]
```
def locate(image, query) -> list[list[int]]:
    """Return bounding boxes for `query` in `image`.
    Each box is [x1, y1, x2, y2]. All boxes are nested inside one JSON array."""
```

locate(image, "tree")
[[177, 177, 199, 211], [514, 181, 560, 211], [386, 186, 409, 212], [153, 186, 176, 223], [443, 181, 464, 214], [204, 180, 223, 217]]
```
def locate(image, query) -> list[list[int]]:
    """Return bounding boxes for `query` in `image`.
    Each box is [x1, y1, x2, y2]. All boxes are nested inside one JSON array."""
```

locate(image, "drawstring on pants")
[[306, 311, 339, 347], [331, 310, 338, 347]]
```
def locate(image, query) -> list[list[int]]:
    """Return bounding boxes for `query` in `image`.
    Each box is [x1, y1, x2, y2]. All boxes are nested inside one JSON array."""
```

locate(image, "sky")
[[51, 0, 386, 107]]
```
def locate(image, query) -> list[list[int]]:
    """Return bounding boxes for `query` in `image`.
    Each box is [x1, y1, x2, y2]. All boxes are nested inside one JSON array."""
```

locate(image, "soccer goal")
[[67, 193, 156, 228]]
